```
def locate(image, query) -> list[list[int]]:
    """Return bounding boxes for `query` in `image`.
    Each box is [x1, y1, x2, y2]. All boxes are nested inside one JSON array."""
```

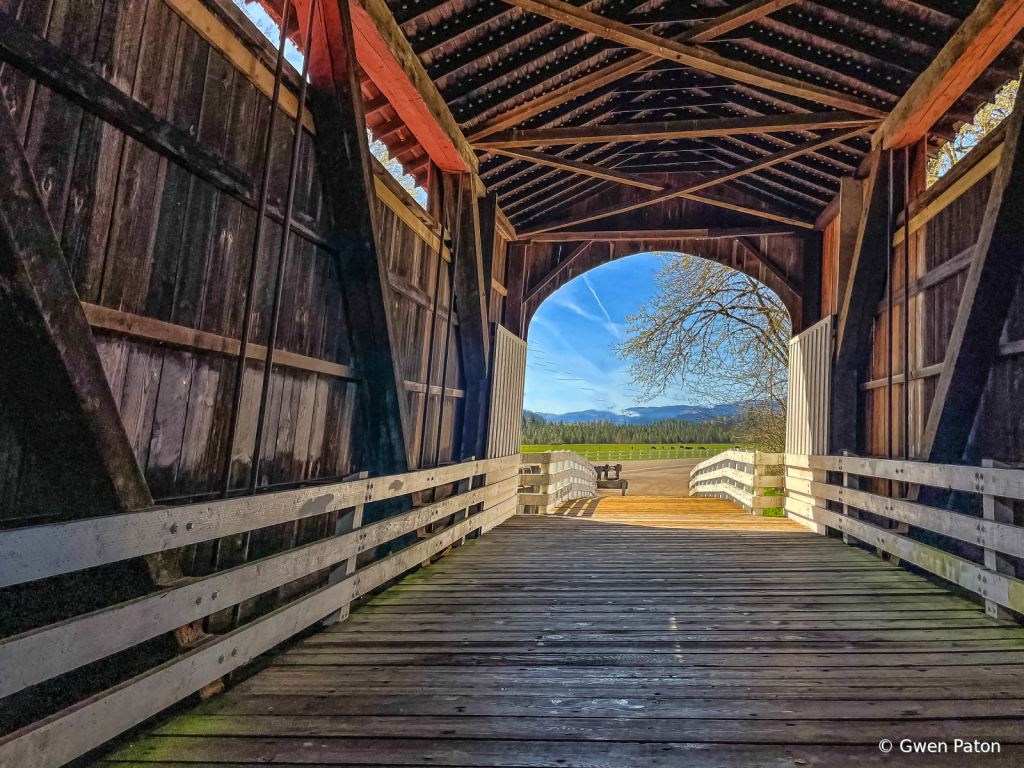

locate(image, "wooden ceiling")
[[373, 0, 1022, 231]]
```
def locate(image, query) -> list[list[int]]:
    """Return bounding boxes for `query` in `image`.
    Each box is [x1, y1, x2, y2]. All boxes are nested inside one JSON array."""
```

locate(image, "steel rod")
[[220, 0, 294, 499], [903, 145, 911, 460], [887, 147, 894, 463], [249, 0, 316, 495], [418, 172, 449, 468]]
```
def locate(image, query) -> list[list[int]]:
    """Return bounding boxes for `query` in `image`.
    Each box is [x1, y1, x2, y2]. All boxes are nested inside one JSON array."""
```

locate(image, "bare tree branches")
[[614, 253, 791, 450]]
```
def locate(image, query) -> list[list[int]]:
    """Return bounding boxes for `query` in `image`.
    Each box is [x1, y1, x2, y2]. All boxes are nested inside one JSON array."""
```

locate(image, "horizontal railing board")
[[0, 496, 517, 768], [784, 500, 1024, 615], [809, 481, 1024, 560], [0, 455, 518, 586], [0, 477, 517, 697], [519, 451, 594, 464], [516, 452, 597, 512], [793, 454, 1024, 500], [690, 466, 783, 489], [517, 468, 596, 486], [517, 483, 595, 506], [692, 450, 783, 475], [691, 449, 755, 474], [692, 483, 779, 510]]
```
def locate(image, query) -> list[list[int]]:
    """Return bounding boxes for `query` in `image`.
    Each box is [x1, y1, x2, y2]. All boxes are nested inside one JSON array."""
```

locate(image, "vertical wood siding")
[[786, 316, 832, 455], [0, 0, 467, 512], [863, 147, 1024, 465], [485, 325, 528, 458]]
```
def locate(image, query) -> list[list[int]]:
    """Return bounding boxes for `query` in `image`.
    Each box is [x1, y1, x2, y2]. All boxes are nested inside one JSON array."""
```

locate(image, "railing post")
[[323, 470, 370, 626], [752, 454, 765, 516], [839, 450, 863, 547], [982, 458, 1014, 620]]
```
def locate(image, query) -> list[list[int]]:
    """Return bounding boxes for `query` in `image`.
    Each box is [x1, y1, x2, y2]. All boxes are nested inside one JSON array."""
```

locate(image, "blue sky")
[[525, 252, 684, 415]]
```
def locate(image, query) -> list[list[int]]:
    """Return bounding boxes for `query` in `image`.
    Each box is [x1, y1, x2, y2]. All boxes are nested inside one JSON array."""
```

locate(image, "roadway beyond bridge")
[[103, 498, 1024, 767], [600, 458, 704, 496]]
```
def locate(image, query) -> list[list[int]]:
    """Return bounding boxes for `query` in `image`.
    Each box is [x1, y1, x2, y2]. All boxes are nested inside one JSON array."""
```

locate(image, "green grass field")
[[520, 443, 748, 453], [761, 486, 785, 516]]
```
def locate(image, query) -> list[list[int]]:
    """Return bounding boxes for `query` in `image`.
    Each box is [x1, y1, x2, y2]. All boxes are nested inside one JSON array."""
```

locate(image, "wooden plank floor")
[[105, 498, 1024, 767]]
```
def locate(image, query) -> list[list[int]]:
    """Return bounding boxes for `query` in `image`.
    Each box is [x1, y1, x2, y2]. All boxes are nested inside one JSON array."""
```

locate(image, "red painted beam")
[[349, 0, 469, 172], [876, 0, 1024, 150]]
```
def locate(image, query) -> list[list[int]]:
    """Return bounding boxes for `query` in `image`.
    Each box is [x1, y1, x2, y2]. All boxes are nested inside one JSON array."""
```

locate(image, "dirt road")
[[596, 457, 701, 497]]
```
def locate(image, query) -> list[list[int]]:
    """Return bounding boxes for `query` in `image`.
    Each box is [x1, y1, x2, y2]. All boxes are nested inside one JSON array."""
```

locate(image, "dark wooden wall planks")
[[864, 158, 1005, 463], [0, 0, 471, 518], [374, 194, 466, 468]]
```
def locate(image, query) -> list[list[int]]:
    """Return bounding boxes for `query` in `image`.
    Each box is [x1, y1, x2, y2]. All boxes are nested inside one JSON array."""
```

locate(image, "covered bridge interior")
[[3, 0, 1024, 765]]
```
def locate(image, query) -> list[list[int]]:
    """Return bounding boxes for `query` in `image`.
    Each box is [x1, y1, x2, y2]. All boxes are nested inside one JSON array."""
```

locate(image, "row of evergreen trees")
[[521, 411, 736, 446]]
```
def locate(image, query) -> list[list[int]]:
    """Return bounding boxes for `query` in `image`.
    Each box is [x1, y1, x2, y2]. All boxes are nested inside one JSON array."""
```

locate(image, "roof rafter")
[[351, 0, 477, 172], [467, 0, 804, 141], [735, 236, 802, 299], [486, 146, 664, 191], [521, 125, 874, 233], [475, 111, 879, 148], [499, 0, 887, 117], [524, 226, 798, 242], [523, 240, 593, 303], [874, 0, 1024, 149]]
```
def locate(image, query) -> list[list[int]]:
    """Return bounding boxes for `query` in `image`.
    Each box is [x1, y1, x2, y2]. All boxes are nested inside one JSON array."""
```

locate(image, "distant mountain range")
[[532, 404, 741, 425]]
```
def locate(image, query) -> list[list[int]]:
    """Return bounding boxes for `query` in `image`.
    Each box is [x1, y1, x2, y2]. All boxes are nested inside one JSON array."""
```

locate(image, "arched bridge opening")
[[2, 0, 1024, 765]]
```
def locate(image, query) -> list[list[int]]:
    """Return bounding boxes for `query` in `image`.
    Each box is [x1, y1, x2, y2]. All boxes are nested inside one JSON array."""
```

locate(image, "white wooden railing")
[[784, 454, 1024, 619], [517, 451, 597, 514], [0, 455, 520, 768], [689, 450, 785, 514]]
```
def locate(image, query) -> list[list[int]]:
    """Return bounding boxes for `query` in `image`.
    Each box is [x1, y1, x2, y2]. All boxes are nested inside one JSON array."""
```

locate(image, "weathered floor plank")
[[102, 498, 1024, 767]]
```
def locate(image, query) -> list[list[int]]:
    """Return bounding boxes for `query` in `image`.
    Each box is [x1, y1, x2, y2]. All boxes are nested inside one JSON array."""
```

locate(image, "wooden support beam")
[[920, 94, 1024, 464], [363, 93, 390, 116], [309, 0, 411, 473], [0, 9, 252, 198], [876, 244, 975, 316], [449, 175, 492, 461], [801, 231, 822, 333], [503, 243, 529, 337], [735, 237, 802, 300], [524, 226, 797, 241], [468, 0, 803, 142], [874, 0, 1024, 150], [501, 0, 887, 117], [526, 128, 868, 234], [351, 0, 477, 173], [831, 177, 864, 318], [476, 111, 878, 148], [83, 304, 360, 380], [830, 149, 891, 455], [478, 192, 500, 307], [484, 147, 665, 190], [0, 97, 152, 513], [523, 241, 593, 304], [676, 191, 814, 229]]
